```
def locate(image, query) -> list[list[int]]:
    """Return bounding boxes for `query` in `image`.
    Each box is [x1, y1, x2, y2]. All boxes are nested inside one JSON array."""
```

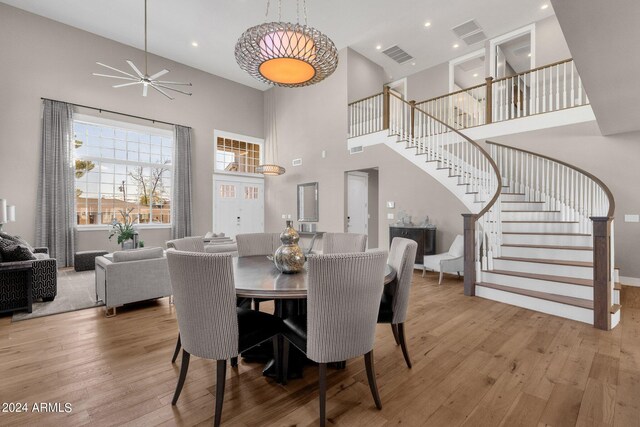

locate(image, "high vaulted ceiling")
[[1, 0, 554, 90]]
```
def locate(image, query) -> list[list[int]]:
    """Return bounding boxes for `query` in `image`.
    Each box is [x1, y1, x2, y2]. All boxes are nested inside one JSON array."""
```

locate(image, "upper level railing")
[[487, 141, 615, 330], [410, 58, 587, 132]]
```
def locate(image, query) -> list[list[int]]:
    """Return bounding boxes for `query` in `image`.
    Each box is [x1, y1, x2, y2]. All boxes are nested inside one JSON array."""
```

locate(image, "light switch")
[[624, 214, 639, 223], [386, 201, 395, 209], [387, 213, 394, 220], [281, 214, 287, 219]]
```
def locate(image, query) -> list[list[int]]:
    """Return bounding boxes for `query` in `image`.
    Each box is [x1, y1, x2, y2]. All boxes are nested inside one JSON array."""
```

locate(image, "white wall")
[[0, 3, 264, 252]]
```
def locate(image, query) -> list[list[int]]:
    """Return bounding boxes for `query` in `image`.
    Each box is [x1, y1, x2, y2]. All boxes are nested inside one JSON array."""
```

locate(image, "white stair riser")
[[493, 258, 593, 280], [476, 286, 593, 324], [502, 211, 564, 221], [502, 222, 580, 233], [501, 194, 528, 202], [482, 272, 593, 299], [501, 202, 547, 211], [500, 246, 593, 263], [502, 233, 592, 246]]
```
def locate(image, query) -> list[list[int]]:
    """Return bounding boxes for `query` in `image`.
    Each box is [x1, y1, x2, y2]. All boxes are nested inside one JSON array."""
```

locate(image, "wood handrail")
[[348, 92, 384, 107], [389, 91, 502, 217], [486, 140, 615, 218], [492, 58, 574, 84], [414, 58, 574, 106]]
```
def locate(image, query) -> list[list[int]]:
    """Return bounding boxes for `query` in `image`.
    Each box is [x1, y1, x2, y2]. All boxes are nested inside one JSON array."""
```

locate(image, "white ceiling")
[[0, 0, 555, 91]]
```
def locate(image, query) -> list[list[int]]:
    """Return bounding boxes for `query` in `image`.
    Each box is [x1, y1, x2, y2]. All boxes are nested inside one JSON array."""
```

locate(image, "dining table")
[[232, 255, 397, 382]]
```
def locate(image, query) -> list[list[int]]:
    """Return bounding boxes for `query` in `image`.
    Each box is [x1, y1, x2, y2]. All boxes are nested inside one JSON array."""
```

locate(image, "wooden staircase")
[[347, 69, 618, 330]]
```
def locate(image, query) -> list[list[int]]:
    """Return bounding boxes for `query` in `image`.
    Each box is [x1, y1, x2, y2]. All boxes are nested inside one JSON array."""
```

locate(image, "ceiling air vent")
[[452, 19, 487, 46], [462, 31, 487, 46], [349, 146, 364, 154], [382, 45, 414, 64]]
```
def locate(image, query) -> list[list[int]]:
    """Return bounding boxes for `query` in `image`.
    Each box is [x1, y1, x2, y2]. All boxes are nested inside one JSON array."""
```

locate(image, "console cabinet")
[[389, 226, 436, 265]]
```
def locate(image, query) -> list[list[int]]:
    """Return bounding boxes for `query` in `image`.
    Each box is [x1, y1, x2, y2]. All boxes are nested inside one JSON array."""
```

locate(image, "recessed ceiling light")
[[411, 62, 416, 66], [191, 41, 198, 47], [541, 4, 549, 9], [473, 73, 478, 77], [528, 52, 532, 57], [453, 43, 459, 48], [376, 45, 382, 50], [424, 22, 431, 27]]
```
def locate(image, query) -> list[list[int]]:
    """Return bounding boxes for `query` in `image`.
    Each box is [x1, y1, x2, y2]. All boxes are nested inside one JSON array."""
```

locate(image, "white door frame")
[[449, 48, 485, 92], [346, 171, 369, 237], [387, 77, 407, 99], [212, 174, 264, 235], [489, 24, 536, 78]]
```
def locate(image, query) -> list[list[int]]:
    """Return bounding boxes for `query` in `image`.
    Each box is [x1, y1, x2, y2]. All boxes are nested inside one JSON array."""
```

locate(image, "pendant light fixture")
[[235, 0, 338, 87], [92, 0, 192, 99], [258, 90, 286, 176]]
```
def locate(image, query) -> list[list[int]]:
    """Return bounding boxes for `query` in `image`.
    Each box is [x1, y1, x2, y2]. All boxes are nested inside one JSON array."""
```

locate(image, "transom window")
[[219, 184, 236, 198], [73, 116, 173, 227], [215, 134, 262, 174]]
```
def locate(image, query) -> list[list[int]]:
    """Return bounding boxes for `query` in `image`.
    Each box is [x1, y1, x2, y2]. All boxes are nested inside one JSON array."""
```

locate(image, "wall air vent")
[[349, 146, 364, 154], [292, 158, 303, 166], [382, 45, 414, 64]]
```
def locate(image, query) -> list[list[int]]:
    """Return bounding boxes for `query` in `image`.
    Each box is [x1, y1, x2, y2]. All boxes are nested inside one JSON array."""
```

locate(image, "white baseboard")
[[619, 276, 640, 287]]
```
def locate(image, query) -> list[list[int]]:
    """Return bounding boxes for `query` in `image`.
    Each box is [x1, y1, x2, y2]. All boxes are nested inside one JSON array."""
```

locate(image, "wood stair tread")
[[477, 282, 593, 309], [502, 231, 591, 236], [501, 243, 593, 251], [502, 220, 579, 223], [501, 200, 545, 203], [501, 210, 561, 213], [484, 269, 593, 287], [495, 256, 593, 268], [502, 192, 526, 195]]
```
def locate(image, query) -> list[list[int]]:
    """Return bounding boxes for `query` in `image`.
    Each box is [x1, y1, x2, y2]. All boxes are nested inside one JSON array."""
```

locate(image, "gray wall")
[[264, 49, 467, 253], [0, 4, 264, 252], [346, 48, 387, 103], [491, 122, 640, 278]]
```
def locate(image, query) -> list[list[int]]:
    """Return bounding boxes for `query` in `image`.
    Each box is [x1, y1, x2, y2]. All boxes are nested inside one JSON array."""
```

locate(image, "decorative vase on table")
[[274, 220, 305, 274]]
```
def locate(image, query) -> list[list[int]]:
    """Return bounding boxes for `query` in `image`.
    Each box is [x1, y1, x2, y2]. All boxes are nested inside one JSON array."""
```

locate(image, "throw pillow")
[[0, 232, 34, 252], [0, 244, 36, 261]]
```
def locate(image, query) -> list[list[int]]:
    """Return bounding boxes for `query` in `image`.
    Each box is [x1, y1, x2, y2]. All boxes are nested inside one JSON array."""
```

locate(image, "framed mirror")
[[297, 182, 319, 222]]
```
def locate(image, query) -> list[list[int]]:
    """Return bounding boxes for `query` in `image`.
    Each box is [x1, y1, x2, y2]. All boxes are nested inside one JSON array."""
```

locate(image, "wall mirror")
[[297, 182, 319, 222]]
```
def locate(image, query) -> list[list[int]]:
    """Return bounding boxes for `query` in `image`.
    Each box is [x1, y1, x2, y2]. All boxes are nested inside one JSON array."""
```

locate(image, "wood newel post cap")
[[462, 213, 478, 229], [409, 100, 416, 106], [485, 76, 494, 84], [383, 86, 390, 94]]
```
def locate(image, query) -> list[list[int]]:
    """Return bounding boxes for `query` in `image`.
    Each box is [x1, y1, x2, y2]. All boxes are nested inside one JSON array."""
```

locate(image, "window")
[[73, 117, 173, 227], [219, 184, 236, 198], [215, 133, 262, 174], [244, 186, 259, 200]]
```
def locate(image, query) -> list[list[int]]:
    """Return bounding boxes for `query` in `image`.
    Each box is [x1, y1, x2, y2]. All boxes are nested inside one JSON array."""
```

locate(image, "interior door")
[[214, 178, 264, 238], [347, 172, 368, 237]]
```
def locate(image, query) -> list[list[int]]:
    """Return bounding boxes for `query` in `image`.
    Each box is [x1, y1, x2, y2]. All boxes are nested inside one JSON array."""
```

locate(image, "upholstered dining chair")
[[377, 237, 418, 368], [235, 232, 281, 311], [281, 250, 388, 427], [166, 250, 283, 427], [235, 232, 281, 257], [321, 232, 367, 254], [166, 236, 206, 252]]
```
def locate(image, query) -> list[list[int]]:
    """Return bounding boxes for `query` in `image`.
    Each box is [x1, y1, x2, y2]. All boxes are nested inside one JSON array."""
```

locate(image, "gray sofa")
[[95, 247, 171, 316]]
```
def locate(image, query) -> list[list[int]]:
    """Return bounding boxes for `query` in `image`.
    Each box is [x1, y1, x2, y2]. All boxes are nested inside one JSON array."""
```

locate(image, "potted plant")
[[109, 208, 138, 250]]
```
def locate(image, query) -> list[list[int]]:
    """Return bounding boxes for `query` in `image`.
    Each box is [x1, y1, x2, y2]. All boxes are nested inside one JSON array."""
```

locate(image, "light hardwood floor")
[[1, 272, 639, 426]]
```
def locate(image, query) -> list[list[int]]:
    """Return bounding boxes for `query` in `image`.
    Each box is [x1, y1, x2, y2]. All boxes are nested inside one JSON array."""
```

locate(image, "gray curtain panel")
[[36, 99, 75, 267], [171, 125, 193, 239]]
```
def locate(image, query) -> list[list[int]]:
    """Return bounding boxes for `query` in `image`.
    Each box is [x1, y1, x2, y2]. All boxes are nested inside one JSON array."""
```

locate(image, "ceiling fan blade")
[[96, 62, 138, 79], [126, 60, 145, 78], [155, 84, 193, 96], [150, 84, 174, 100], [143, 84, 148, 97], [148, 69, 169, 80], [113, 82, 142, 88], [155, 80, 193, 86], [92, 73, 140, 81]]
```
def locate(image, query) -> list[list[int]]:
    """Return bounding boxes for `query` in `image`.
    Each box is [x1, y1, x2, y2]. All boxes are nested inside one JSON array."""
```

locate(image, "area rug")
[[12, 268, 104, 321]]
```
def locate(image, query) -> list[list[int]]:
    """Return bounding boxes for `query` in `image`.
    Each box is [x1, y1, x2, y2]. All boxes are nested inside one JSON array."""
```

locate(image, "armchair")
[[95, 247, 171, 316], [422, 234, 464, 284]]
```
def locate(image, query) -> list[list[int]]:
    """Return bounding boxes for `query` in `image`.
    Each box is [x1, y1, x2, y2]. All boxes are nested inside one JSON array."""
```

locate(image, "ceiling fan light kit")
[[93, 0, 192, 99], [235, 0, 338, 87]]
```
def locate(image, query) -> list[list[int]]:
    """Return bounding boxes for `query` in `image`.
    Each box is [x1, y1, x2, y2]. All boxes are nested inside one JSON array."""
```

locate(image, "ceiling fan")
[[93, 0, 192, 100]]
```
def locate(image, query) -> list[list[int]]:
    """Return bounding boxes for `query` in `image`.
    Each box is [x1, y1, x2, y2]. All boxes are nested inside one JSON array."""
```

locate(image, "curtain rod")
[[40, 97, 190, 129]]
